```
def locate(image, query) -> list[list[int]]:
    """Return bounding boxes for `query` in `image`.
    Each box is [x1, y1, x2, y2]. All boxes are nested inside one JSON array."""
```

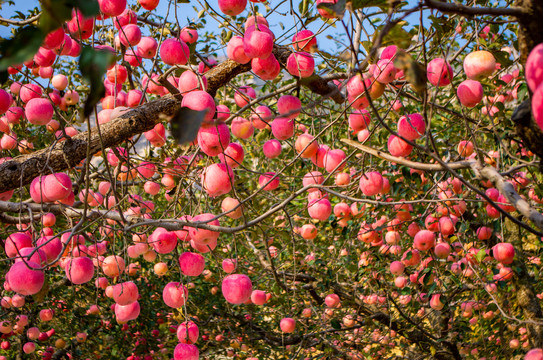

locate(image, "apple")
[[463, 50, 496, 80], [179, 252, 206, 276], [457, 79, 484, 107], [280, 318, 296, 333], [222, 274, 252, 304], [160, 38, 189, 66], [427, 58, 453, 86], [493, 242, 515, 264], [359, 171, 383, 196], [286, 52, 314, 78]]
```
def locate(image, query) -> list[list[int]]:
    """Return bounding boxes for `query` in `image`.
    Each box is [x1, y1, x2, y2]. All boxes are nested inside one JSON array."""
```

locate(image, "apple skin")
[[243, 30, 274, 59], [463, 50, 496, 80], [218, 0, 247, 16], [222, 274, 253, 304], [359, 171, 383, 196], [286, 52, 315, 78], [493, 242, 515, 264], [292, 30, 317, 52], [527, 43, 543, 92], [397, 113, 425, 140], [280, 318, 296, 333], [160, 38, 189, 66], [227, 36, 251, 64], [413, 230, 435, 251], [427, 58, 453, 87], [457, 80, 484, 108]]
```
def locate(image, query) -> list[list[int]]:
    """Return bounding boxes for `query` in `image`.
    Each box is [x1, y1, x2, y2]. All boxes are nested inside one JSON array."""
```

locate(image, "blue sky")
[[0, 0, 426, 55]]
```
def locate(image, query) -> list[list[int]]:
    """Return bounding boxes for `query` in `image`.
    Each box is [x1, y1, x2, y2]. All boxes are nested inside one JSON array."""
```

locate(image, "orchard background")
[[1, 0, 543, 359]]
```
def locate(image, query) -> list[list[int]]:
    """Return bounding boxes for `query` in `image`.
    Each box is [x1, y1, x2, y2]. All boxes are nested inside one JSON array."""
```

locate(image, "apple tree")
[[1, 0, 543, 359]]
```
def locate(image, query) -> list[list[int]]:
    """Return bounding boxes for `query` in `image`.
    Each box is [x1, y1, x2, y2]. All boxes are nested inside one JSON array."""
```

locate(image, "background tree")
[[0, 0, 543, 359]]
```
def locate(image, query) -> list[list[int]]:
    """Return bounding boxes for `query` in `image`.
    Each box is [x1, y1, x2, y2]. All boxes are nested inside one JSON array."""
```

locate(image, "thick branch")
[[341, 138, 473, 171], [472, 163, 543, 231], [425, 0, 526, 17]]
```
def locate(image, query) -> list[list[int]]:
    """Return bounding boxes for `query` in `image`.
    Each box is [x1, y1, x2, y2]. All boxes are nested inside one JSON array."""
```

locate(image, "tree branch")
[[424, 0, 526, 17], [341, 138, 473, 171]]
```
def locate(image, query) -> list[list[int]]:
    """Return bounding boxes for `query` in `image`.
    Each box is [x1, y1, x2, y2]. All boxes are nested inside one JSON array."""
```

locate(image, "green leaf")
[[73, 0, 100, 17], [39, 0, 73, 33], [350, 0, 387, 10], [330, 319, 342, 330], [492, 50, 513, 69], [316, 0, 346, 19], [380, 21, 413, 49], [79, 46, 114, 117], [170, 107, 206, 146], [0, 26, 45, 70], [476, 249, 487, 263], [0, 69, 8, 85]]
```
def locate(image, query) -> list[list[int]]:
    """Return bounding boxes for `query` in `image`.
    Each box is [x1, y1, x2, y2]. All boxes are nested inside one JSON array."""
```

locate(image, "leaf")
[[395, 50, 427, 93], [73, 0, 100, 17], [330, 319, 342, 330], [476, 249, 487, 263], [349, 0, 387, 10], [491, 50, 513, 69], [380, 21, 413, 49], [0, 69, 8, 85], [79, 46, 115, 117], [170, 107, 207, 146], [39, 0, 74, 33], [316, 0, 346, 19], [0, 26, 45, 70]]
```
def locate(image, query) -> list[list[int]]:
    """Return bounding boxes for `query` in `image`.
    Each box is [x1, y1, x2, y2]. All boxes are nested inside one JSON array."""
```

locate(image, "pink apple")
[[7, 261, 44, 295], [119, 24, 141, 47], [201, 163, 234, 197], [280, 317, 296, 333], [493, 242, 515, 264], [286, 52, 314, 78], [65, 257, 94, 284], [292, 30, 317, 52], [174, 343, 199, 360], [463, 50, 496, 80], [163, 282, 188, 308], [277, 95, 301, 119], [198, 123, 231, 157], [221, 197, 243, 219], [112, 281, 139, 305], [160, 38, 189, 65], [227, 36, 251, 64], [427, 58, 453, 87], [397, 113, 425, 140], [179, 252, 206, 276], [25, 98, 54, 125], [222, 274, 252, 304], [359, 171, 383, 196], [526, 44, 543, 92], [213, 142, 240, 168], [387, 135, 413, 157], [218, 0, 247, 16], [413, 230, 435, 251], [271, 117, 294, 140], [243, 29, 273, 59], [259, 172, 280, 191], [349, 109, 371, 131], [177, 321, 199, 344], [181, 90, 216, 123], [263, 139, 282, 159], [231, 116, 254, 139], [457, 79, 484, 108]]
